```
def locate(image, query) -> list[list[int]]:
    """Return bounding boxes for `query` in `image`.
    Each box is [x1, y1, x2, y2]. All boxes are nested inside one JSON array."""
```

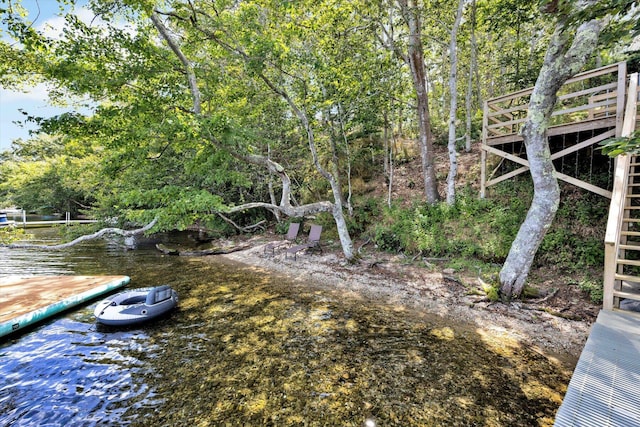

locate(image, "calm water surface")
[[0, 229, 572, 426]]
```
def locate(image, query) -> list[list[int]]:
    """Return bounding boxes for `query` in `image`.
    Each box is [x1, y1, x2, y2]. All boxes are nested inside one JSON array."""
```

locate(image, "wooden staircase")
[[603, 72, 640, 310]]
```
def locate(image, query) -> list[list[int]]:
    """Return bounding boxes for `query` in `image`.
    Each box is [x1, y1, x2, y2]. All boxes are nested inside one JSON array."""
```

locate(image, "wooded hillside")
[[1, 0, 638, 298]]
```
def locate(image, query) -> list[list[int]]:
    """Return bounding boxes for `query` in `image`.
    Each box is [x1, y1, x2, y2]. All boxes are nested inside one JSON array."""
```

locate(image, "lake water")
[[0, 229, 572, 426]]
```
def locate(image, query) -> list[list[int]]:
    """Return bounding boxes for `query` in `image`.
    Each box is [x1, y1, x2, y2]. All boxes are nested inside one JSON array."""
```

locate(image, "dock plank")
[[0, 275, 130, 338]]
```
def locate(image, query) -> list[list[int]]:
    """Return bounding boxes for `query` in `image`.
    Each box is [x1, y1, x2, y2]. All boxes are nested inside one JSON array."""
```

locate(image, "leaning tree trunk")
[[398, 0, 439, 204], [152, 11, 356, 260], [499, 16, 605, 300]]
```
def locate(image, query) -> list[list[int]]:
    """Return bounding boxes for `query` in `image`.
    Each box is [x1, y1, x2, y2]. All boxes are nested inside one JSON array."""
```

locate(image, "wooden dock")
[[0, 275, 130, 338], [555, 310, 640, 426]]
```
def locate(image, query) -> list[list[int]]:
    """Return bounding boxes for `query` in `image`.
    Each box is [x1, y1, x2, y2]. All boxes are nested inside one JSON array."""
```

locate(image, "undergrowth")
[[366, 179, 607, 299]]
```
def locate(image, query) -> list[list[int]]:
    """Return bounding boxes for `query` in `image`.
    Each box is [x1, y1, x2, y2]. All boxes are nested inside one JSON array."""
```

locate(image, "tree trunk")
[[465, 0, 478, 153], [7, 219, 158, 250], [398, 0, 439, 204], [337, 102, 354, 216], [152, 10, 356, 261], [499, 15, 605, 300], [465, 63, 473, 153], [446, 0, 465, 205]]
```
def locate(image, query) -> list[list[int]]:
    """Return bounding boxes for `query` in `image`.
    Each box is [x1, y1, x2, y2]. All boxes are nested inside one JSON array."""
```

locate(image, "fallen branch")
[[156, 242, 251, 256], [4, 218, 158, 250], [357, 237, 371, 255], [528, 288, 559, 304], [216, 213, 266, 233]]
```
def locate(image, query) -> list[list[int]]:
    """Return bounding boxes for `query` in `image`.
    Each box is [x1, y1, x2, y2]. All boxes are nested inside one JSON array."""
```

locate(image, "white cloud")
[[36, 6, 136, 41], [0, 83, 50, 103]]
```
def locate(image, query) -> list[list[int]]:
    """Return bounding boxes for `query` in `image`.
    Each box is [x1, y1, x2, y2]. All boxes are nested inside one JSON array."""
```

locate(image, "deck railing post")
[[480, 100, 489, 198], [615, 62, 628, 137], [604, 155, 629, 310]]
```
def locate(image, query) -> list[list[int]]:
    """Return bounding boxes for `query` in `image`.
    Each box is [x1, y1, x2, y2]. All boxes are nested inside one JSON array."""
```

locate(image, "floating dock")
[[0, 275, 130, 338], [555, 310, 640, 426]]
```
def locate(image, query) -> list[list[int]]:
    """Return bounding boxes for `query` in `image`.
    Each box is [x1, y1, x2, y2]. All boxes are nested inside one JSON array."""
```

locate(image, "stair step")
[[620, 244, 640, 250], [617, 259, 640, 266], [623, 218, 640, 222], [625, 206, 640, 210], [615, 274, 640, 284], [621, 231, 640, 236], [613, 290, 640, 301], [615, 273, 640, 283]]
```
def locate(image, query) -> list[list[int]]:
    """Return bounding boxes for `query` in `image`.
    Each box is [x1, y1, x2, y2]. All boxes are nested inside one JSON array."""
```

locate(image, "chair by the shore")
[[264, 222, 300, 255], [286, 224, 323, 260]]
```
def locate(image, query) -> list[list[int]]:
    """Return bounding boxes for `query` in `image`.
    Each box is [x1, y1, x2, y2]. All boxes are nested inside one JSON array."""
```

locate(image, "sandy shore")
[[220, 238, 593, 366]]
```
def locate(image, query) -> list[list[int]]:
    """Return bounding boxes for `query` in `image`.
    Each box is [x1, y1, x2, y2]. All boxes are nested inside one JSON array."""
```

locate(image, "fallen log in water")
[[155, 243, 250, 256]]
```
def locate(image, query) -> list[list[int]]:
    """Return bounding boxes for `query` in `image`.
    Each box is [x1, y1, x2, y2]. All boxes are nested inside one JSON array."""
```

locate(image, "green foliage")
[[369, 179, 606, 278], [482, 282, 500, 302], [347, 197, 382, 236], [0, 0, 634, 268], [0, 227, 30, 245], [577, 279, 604, 304], [0, 135, 99, 215], [371, 186, 528, 261], [600, 130, 640, 157], [537, 188, 607, 269], [113, 186, 228, 232]]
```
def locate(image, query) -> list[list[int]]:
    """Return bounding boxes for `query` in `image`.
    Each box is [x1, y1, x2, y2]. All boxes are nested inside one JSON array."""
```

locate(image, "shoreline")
[[220, 238, 593, 368]]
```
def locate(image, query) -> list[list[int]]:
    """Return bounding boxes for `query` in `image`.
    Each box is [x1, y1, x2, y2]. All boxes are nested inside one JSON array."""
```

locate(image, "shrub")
[[370, 187, 528, 261], [578, 279, 603, 304]]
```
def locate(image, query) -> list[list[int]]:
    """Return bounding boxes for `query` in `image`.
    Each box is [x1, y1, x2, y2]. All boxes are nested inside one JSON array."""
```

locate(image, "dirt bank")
[[220, 237, 597, 367]]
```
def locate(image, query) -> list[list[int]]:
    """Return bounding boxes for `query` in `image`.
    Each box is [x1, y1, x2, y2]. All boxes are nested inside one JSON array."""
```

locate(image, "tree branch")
[[216, 213, 266, 232], [150, 12, 202, 114], [5, 218, 158, 250]]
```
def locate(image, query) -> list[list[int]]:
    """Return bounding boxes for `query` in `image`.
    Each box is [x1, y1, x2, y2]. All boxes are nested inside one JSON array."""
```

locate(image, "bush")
[[370, 187, 528, 261], [578, 279, 603, 304]]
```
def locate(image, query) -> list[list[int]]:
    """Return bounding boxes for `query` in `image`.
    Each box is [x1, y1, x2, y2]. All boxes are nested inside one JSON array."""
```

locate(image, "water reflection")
[[0, 230, 570, 426]]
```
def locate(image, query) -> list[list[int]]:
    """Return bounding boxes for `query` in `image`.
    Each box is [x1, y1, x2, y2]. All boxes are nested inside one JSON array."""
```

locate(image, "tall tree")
[[395, 0, 439, 203], [464, 0, 478, 153], [499, 0, 637, 299], [445, 0, 465, 205]]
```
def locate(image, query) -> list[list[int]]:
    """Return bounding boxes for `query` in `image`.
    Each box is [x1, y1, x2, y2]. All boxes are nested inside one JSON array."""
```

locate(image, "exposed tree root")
[[3, 218, 158, 250]]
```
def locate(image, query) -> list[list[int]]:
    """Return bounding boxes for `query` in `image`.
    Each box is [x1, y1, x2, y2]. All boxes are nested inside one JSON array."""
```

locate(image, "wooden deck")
[[0, 275, 130, 338], [481, 62, 640, 199], [555, 310, 640, 426]]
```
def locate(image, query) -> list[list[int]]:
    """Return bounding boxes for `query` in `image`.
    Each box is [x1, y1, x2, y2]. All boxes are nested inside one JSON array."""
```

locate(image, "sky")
[[0, 0, 90, 152]]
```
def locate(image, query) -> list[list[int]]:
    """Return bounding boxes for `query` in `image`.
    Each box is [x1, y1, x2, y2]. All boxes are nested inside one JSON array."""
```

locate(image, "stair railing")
[[603, 73, 639, 310]]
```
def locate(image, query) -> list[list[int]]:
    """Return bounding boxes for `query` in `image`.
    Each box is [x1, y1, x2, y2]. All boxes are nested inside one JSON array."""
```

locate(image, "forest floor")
[[219, 142, 601, 367]]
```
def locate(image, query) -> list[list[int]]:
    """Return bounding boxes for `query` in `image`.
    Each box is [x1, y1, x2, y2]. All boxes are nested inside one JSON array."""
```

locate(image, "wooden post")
[[615, 62, 627, 137], [480, 100, 489, 198], [603, 155, 629, 310]]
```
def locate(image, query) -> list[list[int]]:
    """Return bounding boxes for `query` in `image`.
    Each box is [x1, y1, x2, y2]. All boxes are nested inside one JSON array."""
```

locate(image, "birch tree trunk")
[[499, 15, 605, 300], [397, 0, 439, 204], [445, 0, 465, 205]]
